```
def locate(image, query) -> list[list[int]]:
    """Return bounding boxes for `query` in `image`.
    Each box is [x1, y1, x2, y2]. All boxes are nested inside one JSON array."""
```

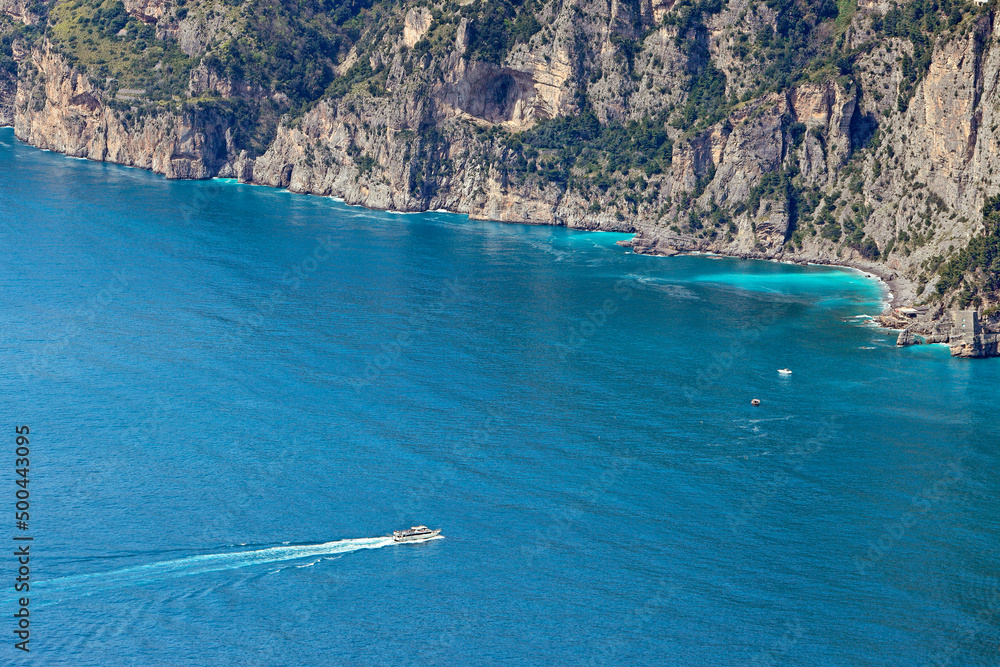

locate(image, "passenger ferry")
[[392, 526, 442, 543]]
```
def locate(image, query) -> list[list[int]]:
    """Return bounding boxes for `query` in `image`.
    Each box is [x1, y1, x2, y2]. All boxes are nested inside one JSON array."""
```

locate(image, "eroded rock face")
[[8, 0, 1000, 348], [505, 49, 575, 122], [650, 0, 676, 24], [403, 7, 432, 48], [0, 72, 14, 125], [440, 61, 540, 128], [913, 27, 985, 169], [950, 334, 1000, 357], [1, 0, 41, 25], [187, 62, 257, 99], [169, 5, 232, 56], [15, 49, 103, 158], [124, 0, 171, 23], [703, 96, 786, 207], [789, 81, 857, 185], [15, 46, 232, 178]]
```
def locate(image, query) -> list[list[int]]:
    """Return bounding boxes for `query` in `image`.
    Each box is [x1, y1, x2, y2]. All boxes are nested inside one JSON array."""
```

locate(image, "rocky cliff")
[[0, 73, 12, 125], [3, 0, 1000, 355]]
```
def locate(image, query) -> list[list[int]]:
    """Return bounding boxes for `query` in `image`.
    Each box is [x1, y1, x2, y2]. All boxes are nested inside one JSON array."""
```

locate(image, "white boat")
[[392, 526, 441, 543], [778, 368, 792, 375]]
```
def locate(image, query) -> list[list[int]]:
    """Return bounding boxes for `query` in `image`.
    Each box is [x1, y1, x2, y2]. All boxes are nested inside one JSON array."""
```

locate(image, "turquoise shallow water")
[[1, 126, 999, 665]]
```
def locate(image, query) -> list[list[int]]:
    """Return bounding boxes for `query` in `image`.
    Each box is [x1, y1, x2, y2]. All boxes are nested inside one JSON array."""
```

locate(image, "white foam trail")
[[36, 537, 398, 600]]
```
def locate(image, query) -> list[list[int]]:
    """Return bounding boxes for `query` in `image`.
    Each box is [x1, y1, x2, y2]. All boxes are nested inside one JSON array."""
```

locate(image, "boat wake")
[[35, 536, 397, 601]]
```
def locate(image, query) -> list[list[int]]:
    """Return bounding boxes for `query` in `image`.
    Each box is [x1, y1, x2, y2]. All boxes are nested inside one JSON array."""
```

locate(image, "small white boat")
[[778, 368, 792, 375], [392, 526, 442, 543]]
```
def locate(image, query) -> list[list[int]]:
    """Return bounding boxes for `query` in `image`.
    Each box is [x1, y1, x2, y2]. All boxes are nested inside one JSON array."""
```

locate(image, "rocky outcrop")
[[15, 47, 234, 178], [1, 0, 41, 25], [402, 7, 432, 49], [788, 81, 857, 185], [124, 0, 171, 23], [701, 96, 785, 206], [5, 0, 1000, 354], [877, 307, 1000, 357], [439, 61, 541, 129], [950, 333, 1000, 357], [168, 4, 234, 56], [0, 72, 14, 126], [944, 310, 1000, 357]]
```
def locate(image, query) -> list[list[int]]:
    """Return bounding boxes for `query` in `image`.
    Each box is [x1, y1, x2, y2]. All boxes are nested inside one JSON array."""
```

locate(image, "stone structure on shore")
[[877, 307, 1000, 358], [947, 311, 1000, 358]]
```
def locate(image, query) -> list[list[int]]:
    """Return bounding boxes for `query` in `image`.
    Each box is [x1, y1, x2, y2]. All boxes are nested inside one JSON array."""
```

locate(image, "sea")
[[1, 126, 998, 665]]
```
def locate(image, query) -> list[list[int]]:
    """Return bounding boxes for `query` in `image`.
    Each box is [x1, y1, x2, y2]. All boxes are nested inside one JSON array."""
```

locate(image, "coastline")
[[3, 126, 899, 314], [10, 126, 997, 356], [621, 239, 903, 309], [804, 260, 898, 309]]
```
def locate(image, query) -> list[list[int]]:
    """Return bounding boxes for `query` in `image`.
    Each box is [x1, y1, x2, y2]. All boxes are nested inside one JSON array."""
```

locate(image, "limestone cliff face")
[[0, 71, 13, 125], [788, 81, 857, 186], [6, 0, 1000, 339], [15, 47, 233, 178], [402, 7, 432, 49], [623, 10, 1000, 310], [0, 0, 41, 25], [123, 0, 171, 24]]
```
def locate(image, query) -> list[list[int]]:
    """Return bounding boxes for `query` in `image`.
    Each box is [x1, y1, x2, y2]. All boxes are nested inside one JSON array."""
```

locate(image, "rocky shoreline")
[[8, 115, 997, 357], [5, 0, 1000, 358], [617, 232, 1000, 358], [617, 233, 906, 306]]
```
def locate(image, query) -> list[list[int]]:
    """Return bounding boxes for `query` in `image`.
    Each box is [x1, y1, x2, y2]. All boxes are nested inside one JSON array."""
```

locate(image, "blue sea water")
[[1, 125, 998, 665]]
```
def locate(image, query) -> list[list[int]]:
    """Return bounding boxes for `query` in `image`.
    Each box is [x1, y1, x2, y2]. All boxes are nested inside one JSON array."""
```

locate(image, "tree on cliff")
[[936, 196, 1000, 308]]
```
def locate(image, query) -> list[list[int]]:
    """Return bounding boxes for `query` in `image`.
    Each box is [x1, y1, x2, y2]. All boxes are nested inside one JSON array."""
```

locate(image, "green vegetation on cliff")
[[1, 26, 26, 76], [48, 0, 194, 98], [504, 110, 673, 187], [936, 196, 1000, 308], [207, 0, 371, 105], [460, 0, 541, 64], [3, 0, 1000, 317]]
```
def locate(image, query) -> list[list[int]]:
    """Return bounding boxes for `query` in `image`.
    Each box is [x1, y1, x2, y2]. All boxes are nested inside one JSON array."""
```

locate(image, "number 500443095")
[[15, 426, 29, 523]]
